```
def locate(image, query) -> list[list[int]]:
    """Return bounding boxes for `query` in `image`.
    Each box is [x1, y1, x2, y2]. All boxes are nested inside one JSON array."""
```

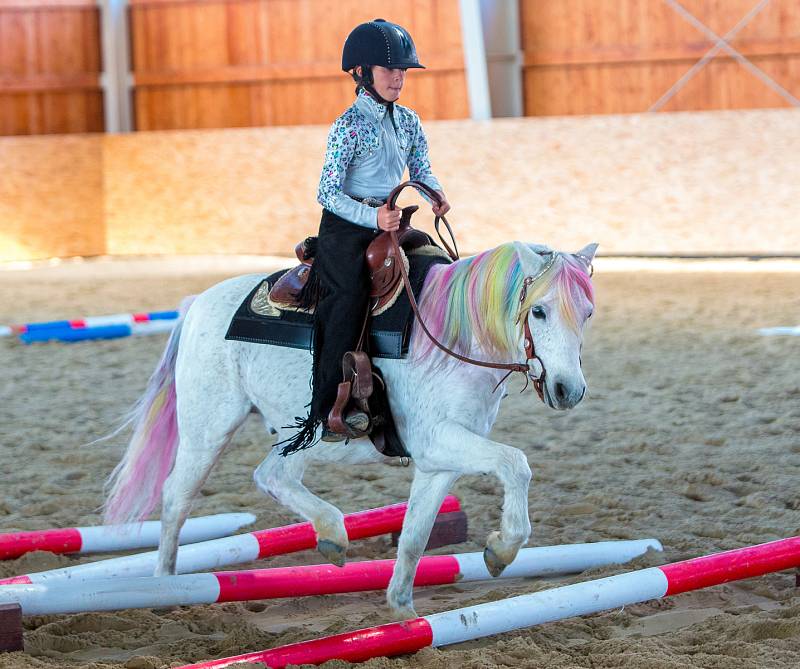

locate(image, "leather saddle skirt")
[[268, 205, 450, 316], [226, 250, 451, 359]]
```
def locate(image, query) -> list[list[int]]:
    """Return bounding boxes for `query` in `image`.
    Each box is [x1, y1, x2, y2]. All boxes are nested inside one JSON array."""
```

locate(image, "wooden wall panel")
[[100, 110, 800, 258], [520, 0, 800, 115], [524, 56, 800, 115], [0, 91, 104, 135], [4, 109, 800, 261], [130, 0, 468, 130], [0, 1, 103, 135], [0, 134, 103, 261]]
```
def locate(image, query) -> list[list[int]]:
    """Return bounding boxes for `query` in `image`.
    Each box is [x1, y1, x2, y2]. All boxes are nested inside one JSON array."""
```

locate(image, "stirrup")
[[344, 410, 371, 433], [323, 409, 371, 440], [321, 427, 347, 443]]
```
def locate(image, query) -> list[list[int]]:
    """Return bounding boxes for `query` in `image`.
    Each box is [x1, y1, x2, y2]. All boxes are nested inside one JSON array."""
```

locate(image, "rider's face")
[[368, 66, 406, 102]]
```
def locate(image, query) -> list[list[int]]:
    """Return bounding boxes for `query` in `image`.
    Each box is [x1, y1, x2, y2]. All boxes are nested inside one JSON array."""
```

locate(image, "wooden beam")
[[722, 36, 800, 59], [130, 0, 286, 5], [0, 0, 96, 8], [0, 604, 23, 653], [134, 56, 465, 88], [0, 74, 101, 93], [524, 37, 800, 68], [391, 511, 469, 551]]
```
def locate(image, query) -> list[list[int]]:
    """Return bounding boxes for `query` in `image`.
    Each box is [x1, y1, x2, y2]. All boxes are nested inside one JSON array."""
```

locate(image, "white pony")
[[105, 240, 596, 618]]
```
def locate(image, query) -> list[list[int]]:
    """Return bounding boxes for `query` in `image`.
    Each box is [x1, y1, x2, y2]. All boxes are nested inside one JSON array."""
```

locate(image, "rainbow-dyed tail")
[[103, 299, 192, 525]]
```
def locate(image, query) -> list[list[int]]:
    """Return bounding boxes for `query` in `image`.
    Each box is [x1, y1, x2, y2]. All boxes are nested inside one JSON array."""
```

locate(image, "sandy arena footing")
[[1, 255, 799, 668]]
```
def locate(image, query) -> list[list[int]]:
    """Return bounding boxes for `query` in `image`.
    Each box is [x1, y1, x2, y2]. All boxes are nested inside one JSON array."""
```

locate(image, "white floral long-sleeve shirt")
[[317, 89, 443, 229]]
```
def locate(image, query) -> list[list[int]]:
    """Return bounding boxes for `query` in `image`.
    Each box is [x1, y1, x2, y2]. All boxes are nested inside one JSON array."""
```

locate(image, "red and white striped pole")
[[0, 539, 660, 616], [175, 535, 800, 669], [0, 497, 460, 586], [0, 513, 256, 560]]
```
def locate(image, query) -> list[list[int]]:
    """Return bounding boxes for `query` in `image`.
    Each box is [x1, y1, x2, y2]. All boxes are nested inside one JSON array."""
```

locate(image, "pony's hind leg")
[[253, 438, 351, 567], [386, 469, 458, 619], [155, 397, 251, 576]]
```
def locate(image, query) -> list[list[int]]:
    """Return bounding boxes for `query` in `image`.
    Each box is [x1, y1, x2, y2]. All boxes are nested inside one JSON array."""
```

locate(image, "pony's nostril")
[[555, 382, 567, 402]]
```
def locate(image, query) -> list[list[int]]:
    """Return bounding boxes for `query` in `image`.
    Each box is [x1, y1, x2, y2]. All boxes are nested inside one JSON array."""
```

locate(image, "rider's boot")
[[321, 409, 371, 442]]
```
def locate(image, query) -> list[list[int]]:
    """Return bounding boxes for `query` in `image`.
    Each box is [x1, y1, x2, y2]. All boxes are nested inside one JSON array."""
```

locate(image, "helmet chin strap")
[[364, 84, 392, 107], [354, 66, 395, 114]]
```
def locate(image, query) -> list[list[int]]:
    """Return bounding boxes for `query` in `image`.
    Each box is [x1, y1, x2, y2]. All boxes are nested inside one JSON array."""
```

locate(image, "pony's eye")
[[531, 306, 546, 320]]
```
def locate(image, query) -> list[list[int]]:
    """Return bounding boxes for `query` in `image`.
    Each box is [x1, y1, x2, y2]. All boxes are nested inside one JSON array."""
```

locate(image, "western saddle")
[[267, 181, 458, 441]]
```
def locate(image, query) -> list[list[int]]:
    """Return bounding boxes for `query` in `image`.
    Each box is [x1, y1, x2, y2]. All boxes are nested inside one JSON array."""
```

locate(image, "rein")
[[386, 181, 548, 400]]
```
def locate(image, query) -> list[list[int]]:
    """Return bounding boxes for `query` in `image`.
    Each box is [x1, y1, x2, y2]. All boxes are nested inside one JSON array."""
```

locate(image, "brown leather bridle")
[[519, 276, 547, 402], [386, 180, 550, 401]]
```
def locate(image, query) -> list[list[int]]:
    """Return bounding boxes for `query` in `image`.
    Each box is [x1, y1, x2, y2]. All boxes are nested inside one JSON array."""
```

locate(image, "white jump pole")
[[758, 325, 800, 336], [0, 539, 661, 616], [0, 497, 460, 586], [0, 513, 255, 560], [175, 535, 800, 669]]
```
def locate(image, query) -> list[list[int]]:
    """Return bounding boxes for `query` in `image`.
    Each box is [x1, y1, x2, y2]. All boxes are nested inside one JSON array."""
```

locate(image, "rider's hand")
[[377, 204, 402, 231], [432, 191, 451, 217]]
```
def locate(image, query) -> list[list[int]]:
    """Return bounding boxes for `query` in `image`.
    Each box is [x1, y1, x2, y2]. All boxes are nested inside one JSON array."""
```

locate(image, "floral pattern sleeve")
[[407, 115, 443, 197], [317, 116, 379, 229]]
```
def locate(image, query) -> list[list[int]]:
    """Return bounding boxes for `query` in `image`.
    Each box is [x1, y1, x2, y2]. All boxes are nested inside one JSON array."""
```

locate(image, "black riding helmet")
[[342, 19, 424, 107], [341, 19, 425, 72]]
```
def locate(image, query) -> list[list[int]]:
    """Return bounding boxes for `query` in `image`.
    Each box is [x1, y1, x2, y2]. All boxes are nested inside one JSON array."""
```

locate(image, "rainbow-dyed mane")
[[411, 243, 594, 364]]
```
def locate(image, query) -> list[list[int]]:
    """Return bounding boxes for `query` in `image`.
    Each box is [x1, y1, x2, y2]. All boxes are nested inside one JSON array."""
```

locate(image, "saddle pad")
[[225, 253, 450, 358]]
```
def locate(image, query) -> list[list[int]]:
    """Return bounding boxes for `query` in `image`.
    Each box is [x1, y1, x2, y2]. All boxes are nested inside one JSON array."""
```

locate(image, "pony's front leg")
[[386, 469, 458, 619], [424, 421, 532, 577]]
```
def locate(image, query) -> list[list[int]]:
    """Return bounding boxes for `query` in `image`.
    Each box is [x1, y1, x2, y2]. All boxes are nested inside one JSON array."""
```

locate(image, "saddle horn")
[[386, 180, 459, 261]]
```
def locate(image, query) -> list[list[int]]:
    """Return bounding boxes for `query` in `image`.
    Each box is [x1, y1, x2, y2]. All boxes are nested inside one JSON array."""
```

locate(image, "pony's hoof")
[[483, 544, 508, 578], [317, 539, 347, 568], [484, 530, 521, 577], [387, 583, 417, 620], [388, 601, 418, 621]]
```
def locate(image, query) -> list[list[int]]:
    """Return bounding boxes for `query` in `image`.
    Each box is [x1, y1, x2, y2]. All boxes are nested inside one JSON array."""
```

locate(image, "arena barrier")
[[0, 539, 661, 616], [176, 535, 800, 669], [0, 512, 255, 560], [0, 496, 461, 586], [0, 309, 179, 343]]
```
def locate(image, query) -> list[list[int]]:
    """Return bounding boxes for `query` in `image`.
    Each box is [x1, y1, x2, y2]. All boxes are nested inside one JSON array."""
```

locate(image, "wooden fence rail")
[[129, 0, 469, 130], [0, 0, 103, 135], [2, 1, 798, 132], [519, 0, 800, 115]]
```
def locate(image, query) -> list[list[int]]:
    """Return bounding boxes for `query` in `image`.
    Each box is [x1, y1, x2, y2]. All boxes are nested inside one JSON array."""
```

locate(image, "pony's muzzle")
[[551, 377, 586, 410]]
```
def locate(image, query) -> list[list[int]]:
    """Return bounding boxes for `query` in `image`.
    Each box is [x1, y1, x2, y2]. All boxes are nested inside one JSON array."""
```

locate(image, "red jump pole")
[[175, 535, 800, 669], [0, 497, 461, 586]]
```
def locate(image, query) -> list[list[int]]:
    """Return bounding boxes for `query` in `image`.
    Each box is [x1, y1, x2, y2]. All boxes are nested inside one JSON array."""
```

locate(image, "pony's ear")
[[513, 242, 554, 260], [528, 243, 554, 256], [574, 243, 598, 266], [512, 241, 549, 270]]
